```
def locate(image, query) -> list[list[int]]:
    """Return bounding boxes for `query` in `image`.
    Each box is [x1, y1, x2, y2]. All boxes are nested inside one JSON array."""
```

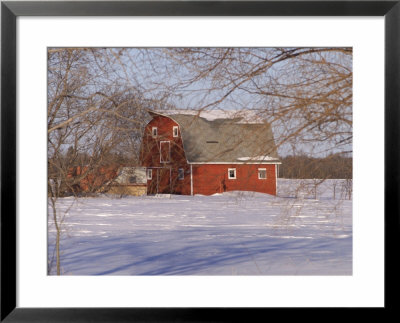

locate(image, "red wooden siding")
[[192, 164, 276, 196], [67, 165, 120, 193]]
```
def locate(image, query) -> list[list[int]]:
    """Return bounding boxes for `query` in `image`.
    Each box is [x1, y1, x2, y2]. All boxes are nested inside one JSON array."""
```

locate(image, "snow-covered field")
[[48, 179, 352, 275]]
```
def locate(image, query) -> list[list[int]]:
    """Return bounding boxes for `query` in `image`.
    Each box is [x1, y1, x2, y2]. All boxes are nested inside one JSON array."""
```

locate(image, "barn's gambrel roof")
[[148, 110, 280, 164]]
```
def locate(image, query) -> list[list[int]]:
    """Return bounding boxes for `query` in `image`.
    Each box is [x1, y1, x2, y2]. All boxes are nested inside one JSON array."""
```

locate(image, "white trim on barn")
[[173, 126, 179, 137], [258, 168, 267, 179], [159, 141, 171, 163], [228, 168, 237, 179], [187, 161, 281, 165], [152, 127, 158, 137]]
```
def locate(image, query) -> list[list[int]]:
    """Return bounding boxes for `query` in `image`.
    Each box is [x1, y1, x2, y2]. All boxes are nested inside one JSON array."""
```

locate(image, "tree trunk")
[[56, 229, 61, 275], [51, 198, 61, 275]]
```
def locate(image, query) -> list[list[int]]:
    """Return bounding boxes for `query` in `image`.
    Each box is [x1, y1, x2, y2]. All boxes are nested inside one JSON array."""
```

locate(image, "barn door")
[[158, 168, 171, 194], [147, 170, 157, 195], [160, 141, 170, 163]]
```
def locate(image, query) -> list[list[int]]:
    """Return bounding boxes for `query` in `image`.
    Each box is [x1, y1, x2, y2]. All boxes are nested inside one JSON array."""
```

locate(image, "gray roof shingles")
[[151, 111, 280, 164]]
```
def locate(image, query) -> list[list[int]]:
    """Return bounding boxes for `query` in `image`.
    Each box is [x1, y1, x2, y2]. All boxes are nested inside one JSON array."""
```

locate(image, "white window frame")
[[228, 168, 236, 179], [173, 126, 179, 137], [147, 169, 152, 180], [160, 141, 171, 163], [258, 168, 267, 179], [178, 168, 184, 180], [152, 127, 158, 138]]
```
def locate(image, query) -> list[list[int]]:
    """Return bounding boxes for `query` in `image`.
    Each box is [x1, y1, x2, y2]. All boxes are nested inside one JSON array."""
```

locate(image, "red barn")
[[140, 110, 281, 196]]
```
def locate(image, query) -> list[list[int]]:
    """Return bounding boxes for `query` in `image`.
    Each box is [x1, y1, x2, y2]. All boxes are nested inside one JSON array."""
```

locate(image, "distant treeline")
[[278, 154, 352, 179]]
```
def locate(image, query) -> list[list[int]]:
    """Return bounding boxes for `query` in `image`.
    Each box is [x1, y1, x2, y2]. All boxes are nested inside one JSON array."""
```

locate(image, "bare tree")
[[47, 48, 149, 274], [155, 48, 352, 154]]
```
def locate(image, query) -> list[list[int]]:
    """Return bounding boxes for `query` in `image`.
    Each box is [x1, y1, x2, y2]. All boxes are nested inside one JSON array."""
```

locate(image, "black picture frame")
[[1, 1, 399, 321]]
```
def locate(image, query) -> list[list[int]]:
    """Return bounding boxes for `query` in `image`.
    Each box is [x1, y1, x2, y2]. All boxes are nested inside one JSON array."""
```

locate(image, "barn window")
[[173, 126, 179, 137], [147, 169, 152, 180], [178, 168, 184, 180], [152, 127, 158, 137], [228, 168, 236, 179], [258, 168, 267, 179]]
